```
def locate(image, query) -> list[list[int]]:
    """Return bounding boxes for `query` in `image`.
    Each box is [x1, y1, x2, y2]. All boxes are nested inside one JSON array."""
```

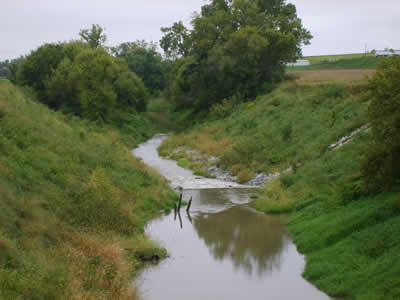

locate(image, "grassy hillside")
[[159, 80, 400, 299], [160, 81, 367, 183], [0, 80, 177, 299]]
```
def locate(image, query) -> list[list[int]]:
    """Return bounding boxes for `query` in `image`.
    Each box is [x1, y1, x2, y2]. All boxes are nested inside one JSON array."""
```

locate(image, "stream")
[[132, 135, 334, 300]]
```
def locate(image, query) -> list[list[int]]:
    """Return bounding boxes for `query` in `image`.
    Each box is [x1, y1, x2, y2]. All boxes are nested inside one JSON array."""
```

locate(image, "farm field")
[[288, 69, 374, 84], [305, 53, 374, 64], [287, 56, 378, 71]]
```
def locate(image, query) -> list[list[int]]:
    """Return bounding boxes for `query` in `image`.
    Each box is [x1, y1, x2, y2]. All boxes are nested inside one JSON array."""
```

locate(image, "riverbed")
[[132, 135, 334, 300]]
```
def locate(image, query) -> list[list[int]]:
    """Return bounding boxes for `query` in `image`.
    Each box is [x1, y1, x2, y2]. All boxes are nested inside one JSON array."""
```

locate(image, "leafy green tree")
[[46, 45, 148, 121], [11, 27, 148, 126], [161, 0, 311, 111], [112, 41, 166, 93], [16, 43, 65, 101], [114, 71, 148, 112], [7, 57, 24, 83], [362, 56, 400, 191], [160, 21, 192, 59], [79, 24, 107, 49]]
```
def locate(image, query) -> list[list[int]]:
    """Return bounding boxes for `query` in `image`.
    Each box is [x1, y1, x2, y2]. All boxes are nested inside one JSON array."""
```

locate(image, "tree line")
[[160, 0, 312, 111], [7, 24, 169, 127], [8, 0, 311, 122]]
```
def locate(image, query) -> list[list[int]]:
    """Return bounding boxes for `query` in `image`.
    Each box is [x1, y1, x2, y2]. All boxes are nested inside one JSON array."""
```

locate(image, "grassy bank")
[[0, 80, 177, 299], [159, 80, 400, 299], [160, 81, 367, 184]]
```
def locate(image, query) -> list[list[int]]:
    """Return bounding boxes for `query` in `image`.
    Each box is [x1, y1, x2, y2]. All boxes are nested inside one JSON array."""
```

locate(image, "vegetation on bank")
[[160, 80, 368, 185], [159, 57, 400, 299], [0, 80, 177, 299]]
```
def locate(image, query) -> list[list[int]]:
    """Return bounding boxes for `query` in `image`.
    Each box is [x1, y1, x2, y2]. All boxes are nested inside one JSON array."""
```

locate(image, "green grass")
[[159, 78, 400, 299], [287, 56, 379, 71], [0, 80, 177, 299], [161, 81, 367, 179]]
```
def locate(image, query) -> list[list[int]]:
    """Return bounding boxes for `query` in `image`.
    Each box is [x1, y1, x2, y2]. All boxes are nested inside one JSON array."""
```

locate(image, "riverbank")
[[133, 135, 334, 300], [158, 80, 400, 299], [0, 81, 177, 299]]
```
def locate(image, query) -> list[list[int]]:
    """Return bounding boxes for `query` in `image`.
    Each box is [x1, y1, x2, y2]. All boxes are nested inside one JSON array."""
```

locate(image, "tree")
[[45, 44, 149, 121], [79, 24, 107, 49], [161, 0, 311, 111], [10, 27, 148, 127], [362, 56, 400, 191], [114, 71, 148, 112], [112, 41, 167, 93], [16, 43, 65, 101], [160, 21, 192, 59]]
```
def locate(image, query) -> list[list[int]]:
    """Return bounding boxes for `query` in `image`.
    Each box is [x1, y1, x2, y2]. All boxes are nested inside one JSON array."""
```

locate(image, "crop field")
[[288, 69, 375, 84], [287, 56, 379, 72], [305, 53, 374, 64]]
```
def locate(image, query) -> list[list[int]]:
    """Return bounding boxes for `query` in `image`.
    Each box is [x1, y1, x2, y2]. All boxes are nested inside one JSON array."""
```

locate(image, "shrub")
[[237, 170, 253, 183], [252, 179, 293, 213], [210, 98, 235, 119], [280, 174, 295, 187], [322, 84, 347, 99], [282, 123, 293, 142], [362, 56, 400, 191]]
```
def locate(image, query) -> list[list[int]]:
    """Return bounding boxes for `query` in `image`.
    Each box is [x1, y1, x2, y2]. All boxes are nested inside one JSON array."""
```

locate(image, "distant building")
[[286, 60, 310, 67], [375, 50, 400, 57]]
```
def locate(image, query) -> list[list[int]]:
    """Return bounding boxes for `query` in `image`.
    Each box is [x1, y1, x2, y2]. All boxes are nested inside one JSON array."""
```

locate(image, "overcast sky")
[[1, 0, 399, 60]]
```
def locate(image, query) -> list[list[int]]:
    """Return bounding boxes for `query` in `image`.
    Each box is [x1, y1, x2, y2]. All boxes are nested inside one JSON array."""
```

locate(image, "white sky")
[[1, 0, 399, 60]]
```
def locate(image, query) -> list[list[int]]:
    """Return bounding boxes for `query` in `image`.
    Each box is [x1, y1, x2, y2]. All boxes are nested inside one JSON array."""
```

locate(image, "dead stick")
[[177, 193, 182, 212], [186, 196, 192, 213], [186, 211, 192, 224], [178, 210, 183, 229], [174, 203, 177, 221]]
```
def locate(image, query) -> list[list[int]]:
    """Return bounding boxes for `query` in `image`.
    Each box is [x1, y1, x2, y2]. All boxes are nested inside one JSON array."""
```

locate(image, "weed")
[[281, 123, 293, 142], [237, 170, 253, 183], [252, 179, 293, 213]]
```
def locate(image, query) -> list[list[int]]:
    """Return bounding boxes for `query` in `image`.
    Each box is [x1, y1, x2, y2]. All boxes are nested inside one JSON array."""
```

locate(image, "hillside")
[[158, 79, 400, 300], [0, 80, 176, 299]]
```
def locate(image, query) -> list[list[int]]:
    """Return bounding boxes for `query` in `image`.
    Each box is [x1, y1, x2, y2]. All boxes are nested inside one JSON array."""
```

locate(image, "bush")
[[210, 98, 235, 119], [362, 56, 400, 191], [282, 123, 293, 142], [237, 170, 253, 183], [252, 179, 293, 213]]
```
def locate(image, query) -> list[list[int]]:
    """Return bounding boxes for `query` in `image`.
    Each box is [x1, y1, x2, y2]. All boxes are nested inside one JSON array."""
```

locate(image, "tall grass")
[[0, 80, 177, 299], [161, 81, 367, 180]]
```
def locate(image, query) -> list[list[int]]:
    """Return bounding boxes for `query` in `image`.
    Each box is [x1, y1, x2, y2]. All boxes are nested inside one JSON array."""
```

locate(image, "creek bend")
[[133, 135, 334, 300]]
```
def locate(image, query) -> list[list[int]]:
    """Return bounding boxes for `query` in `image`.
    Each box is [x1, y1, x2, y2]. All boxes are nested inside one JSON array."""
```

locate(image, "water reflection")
[[193, 206, 289, 277], [137, 188, 334, 300]]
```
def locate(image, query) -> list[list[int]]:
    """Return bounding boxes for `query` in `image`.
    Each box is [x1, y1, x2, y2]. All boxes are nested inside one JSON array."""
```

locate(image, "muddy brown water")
[[133, 135, 334, 300]]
